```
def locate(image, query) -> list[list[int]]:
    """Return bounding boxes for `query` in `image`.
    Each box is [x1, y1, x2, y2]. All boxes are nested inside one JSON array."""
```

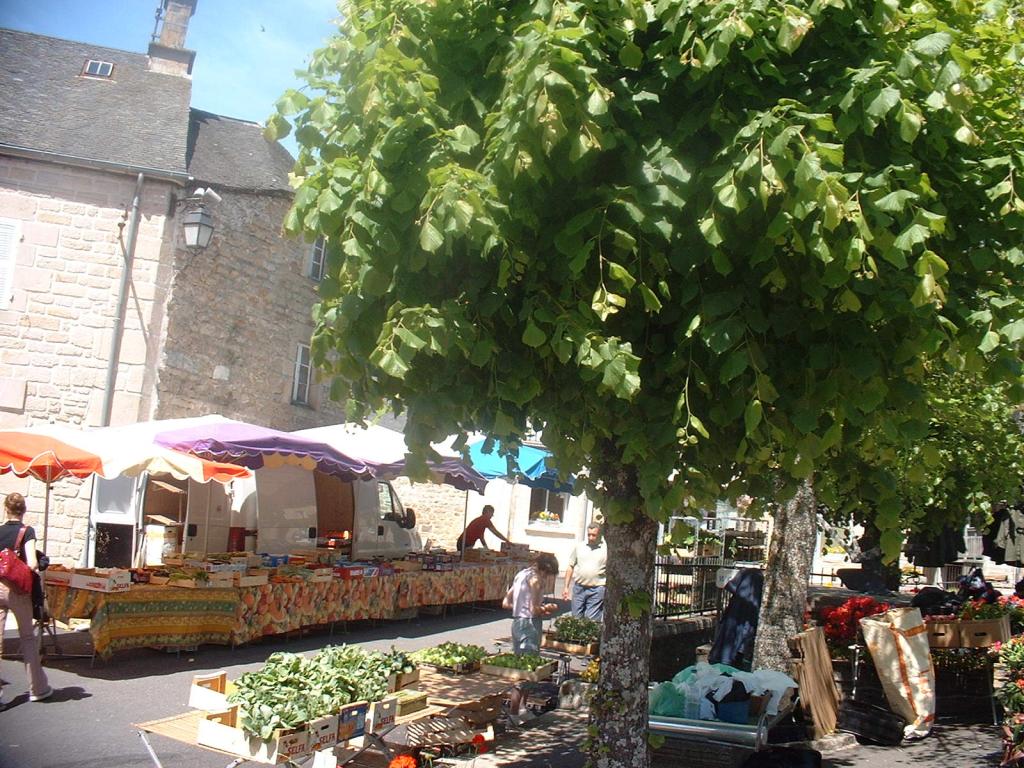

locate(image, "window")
[[308, 236, 326, 281], [529, 488, 567, 525], [0, 219, 18, 310], [83, 59, 114, 78], [291, 344, 311, 405], [376, 482, 401, 520]]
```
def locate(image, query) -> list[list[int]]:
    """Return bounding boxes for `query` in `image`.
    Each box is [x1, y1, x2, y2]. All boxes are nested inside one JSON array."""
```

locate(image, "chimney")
[[147, 0, 198, 76]]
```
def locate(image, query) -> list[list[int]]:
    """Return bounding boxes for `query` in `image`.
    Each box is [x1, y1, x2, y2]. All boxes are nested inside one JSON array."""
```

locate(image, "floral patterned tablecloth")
[[395, 563, 521, 610], [45, 583, 239, 659], [45, 563, 526, 656], [232, 576, 401, 645]]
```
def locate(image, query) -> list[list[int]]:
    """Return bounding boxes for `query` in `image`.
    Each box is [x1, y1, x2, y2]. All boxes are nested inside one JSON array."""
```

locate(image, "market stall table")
[[45, 583, 239, 659], [233, 576, 401, 645], [395, 562, 521, 611]]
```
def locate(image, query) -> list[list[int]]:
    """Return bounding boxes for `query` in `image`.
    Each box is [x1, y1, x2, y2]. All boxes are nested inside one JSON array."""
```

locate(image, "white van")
[[88, 466, 420, 566]]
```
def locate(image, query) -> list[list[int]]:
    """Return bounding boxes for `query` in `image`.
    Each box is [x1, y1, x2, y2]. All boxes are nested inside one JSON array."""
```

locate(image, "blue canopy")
[[467, 439, 574, 492]]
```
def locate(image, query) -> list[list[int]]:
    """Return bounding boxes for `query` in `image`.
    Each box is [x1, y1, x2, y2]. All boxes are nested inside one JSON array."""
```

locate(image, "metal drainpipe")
[[100, 171, 145, 427], [92, 172, 144, 569]]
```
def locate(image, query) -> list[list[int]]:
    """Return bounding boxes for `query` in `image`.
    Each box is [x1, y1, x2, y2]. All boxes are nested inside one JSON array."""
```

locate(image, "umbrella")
[[153, 418, 376, 481], [293, 423, 488, 493], [467, 438, 574, 492], [0, 419, 250, 549]]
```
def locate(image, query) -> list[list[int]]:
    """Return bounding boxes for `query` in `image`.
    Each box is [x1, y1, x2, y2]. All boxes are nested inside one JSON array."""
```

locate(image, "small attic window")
[[83, 60, 113, 78]]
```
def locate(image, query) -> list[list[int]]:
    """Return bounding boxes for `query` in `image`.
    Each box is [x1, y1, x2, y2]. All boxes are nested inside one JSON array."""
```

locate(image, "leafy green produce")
[[410, 642, 488, 668], [553, 616, 601, 645], [227, 645, 415, 739], [484, 653, 551, 671]]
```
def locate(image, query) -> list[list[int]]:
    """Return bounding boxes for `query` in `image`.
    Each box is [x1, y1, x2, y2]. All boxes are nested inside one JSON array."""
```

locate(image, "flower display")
[[389, 755, 419, 768], [959, 598, 1009, 622], [820, 596, 890, 654]]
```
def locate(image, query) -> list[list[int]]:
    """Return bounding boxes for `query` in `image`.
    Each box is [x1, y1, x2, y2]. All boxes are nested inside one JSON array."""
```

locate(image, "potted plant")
[[544, 616, 601, 655]]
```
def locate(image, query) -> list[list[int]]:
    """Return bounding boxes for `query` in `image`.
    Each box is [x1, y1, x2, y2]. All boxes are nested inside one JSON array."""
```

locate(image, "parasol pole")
[[203, 481, 212, 555], [42, 479, 51, 551]]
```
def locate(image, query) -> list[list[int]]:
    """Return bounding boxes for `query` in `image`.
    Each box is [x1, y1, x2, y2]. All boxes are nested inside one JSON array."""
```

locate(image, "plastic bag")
[[648, 681, 688, 717]]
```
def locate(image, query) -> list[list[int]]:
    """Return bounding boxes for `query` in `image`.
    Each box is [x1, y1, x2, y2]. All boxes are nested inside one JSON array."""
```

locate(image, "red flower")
[[471, 733, 490, 754], [389, 755, 419, 768]]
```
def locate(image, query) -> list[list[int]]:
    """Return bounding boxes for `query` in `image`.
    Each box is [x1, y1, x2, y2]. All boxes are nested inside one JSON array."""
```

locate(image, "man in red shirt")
[[456, 505, 510, 552]]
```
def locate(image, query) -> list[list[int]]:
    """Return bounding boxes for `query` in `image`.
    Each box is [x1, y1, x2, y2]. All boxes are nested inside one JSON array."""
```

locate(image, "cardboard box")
[[333, 566, 364, 580], [960, 615, 1011, 648], [388, 668, 420, 692], [307, 714, 339, 752], [480, 660, 557, 682], [367, 697, 398, 733], [148, 575, 171, 586], [924, 620, 960, 649], [391, 560, 422, 572], [235, 571, 269, 587], [336, 701, 369, 742], [43, 568, 72, 586], [196, 706, 309, 764], [70, 568, 131, 593], [189, 671, 229, 711], [393, 689, 428, 718]]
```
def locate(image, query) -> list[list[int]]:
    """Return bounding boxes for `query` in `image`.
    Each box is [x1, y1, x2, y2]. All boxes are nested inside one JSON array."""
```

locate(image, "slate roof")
[[187, 109, 294, 193], [0, 28, 192, 178]]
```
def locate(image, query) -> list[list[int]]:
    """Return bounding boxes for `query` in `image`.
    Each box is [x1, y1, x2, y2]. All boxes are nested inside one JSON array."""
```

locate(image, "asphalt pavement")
[[0, 600, 1006, 768]]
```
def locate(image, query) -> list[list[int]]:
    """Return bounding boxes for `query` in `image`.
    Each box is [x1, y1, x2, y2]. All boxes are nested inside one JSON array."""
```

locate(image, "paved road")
[[0, 603, 1005, 768]]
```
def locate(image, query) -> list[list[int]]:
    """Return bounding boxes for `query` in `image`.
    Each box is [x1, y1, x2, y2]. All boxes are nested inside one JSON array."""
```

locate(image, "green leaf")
[[893, 223, 931, 252], [620, 42, 643, 68], [912, 32, 952, 58], [899, 106, 923, 143], [874, 190, 917, 213], [744, 399, 763, 436], [276, 90, 310, 116], [263, 113, 292, 142], [866, 87, 901, 120], [448, 124, 481, 155], [395, 327, 426, 350], [777, 9, 812, 54], [979, 331, 1000, 353], [377, 349, 409, 378], [420, 221, 444, 252], [1001, 320, 1024, 343], [689, 414, 709, 439], [639, 284, 662, 313], [720, 348, 748, 383], [522, 320, 547, 348], [587, 90, 608, 116]]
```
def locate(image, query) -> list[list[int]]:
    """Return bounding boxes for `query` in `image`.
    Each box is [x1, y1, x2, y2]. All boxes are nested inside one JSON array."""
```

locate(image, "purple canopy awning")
[[153, 418, 375, 482]]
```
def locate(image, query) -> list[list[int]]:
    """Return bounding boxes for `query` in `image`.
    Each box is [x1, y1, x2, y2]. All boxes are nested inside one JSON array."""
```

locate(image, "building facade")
[[0, 2, 344, 563]]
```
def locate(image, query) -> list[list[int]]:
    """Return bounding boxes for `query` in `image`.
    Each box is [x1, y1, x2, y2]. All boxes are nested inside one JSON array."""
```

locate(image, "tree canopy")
[[272, 0, 1024, 763]]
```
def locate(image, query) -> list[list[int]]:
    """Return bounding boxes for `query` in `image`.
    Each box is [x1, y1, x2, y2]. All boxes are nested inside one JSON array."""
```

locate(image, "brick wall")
[[0, 157, 177, 561], [0, 158, 348, 564], [154, 189, 345, 430], [391, 477, 469, 550]]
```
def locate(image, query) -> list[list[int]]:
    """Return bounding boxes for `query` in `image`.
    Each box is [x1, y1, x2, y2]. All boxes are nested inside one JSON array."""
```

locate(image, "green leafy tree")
[[271, 1, 1024, 764]]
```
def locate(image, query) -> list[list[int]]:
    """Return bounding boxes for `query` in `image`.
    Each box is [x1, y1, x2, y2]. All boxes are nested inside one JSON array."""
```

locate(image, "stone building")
[[0, 1, 345, 563]]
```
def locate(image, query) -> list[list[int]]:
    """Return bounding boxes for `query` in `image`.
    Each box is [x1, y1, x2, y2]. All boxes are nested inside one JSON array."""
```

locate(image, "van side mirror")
[[378, 525, 385, 537], [308, 527, 317, 539], [187, 524, 197, 537]]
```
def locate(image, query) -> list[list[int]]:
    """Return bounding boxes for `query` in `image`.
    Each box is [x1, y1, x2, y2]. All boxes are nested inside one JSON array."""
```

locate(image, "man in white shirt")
[[561, 523, 607, 621]]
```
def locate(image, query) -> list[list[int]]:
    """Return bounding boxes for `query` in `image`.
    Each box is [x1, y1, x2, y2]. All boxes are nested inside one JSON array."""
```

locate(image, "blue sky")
[[0, 0, 340, 155]]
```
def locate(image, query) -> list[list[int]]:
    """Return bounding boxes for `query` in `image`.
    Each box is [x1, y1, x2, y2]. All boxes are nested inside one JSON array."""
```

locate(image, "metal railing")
[[652, 557, 729, 620]]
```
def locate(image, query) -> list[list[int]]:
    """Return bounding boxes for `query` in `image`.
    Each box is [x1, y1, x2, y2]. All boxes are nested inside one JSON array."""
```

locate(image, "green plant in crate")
[[999, 636, 1024, 677], [553, 615, 601, 645], [485, 653, 549, 671], [410, 642, 489, 668], [997, 679, 1024, 716]]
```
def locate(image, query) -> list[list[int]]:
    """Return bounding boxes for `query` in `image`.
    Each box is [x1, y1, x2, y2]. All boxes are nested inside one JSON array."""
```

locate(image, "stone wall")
[[391, 477, 469, 550], [0, 157, 178, 561], [155, 189, 346, 430]]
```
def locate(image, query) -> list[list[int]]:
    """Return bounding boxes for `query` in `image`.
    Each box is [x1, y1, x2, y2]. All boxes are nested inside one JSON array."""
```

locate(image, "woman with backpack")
[[0, 492, 52, 707]]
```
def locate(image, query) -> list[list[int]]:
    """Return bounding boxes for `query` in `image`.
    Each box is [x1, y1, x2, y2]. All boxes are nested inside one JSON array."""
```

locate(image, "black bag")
[[837, 699, 906, 746]]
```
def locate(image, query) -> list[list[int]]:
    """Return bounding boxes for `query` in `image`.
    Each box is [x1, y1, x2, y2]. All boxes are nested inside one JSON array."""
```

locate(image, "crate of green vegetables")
[[542, 615, 601, 656], [410, 642, 489, 674], [480, 653, 557, 682]]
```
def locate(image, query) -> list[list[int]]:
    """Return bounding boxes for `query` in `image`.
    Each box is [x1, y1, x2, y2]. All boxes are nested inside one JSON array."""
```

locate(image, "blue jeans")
[[512, 617, 543, 654], [571, 583, 605, 621]]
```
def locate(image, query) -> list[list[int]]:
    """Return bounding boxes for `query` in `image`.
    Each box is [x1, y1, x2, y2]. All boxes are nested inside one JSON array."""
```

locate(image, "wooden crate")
[[542, 632, 599, 656], [925, 620, 960, 648], [480, 660, 557, 682]]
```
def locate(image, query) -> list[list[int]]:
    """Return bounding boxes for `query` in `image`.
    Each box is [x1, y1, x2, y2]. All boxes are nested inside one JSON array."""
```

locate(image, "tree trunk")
[[752, 477, 816, 672], [589, 513, 659, 768]]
